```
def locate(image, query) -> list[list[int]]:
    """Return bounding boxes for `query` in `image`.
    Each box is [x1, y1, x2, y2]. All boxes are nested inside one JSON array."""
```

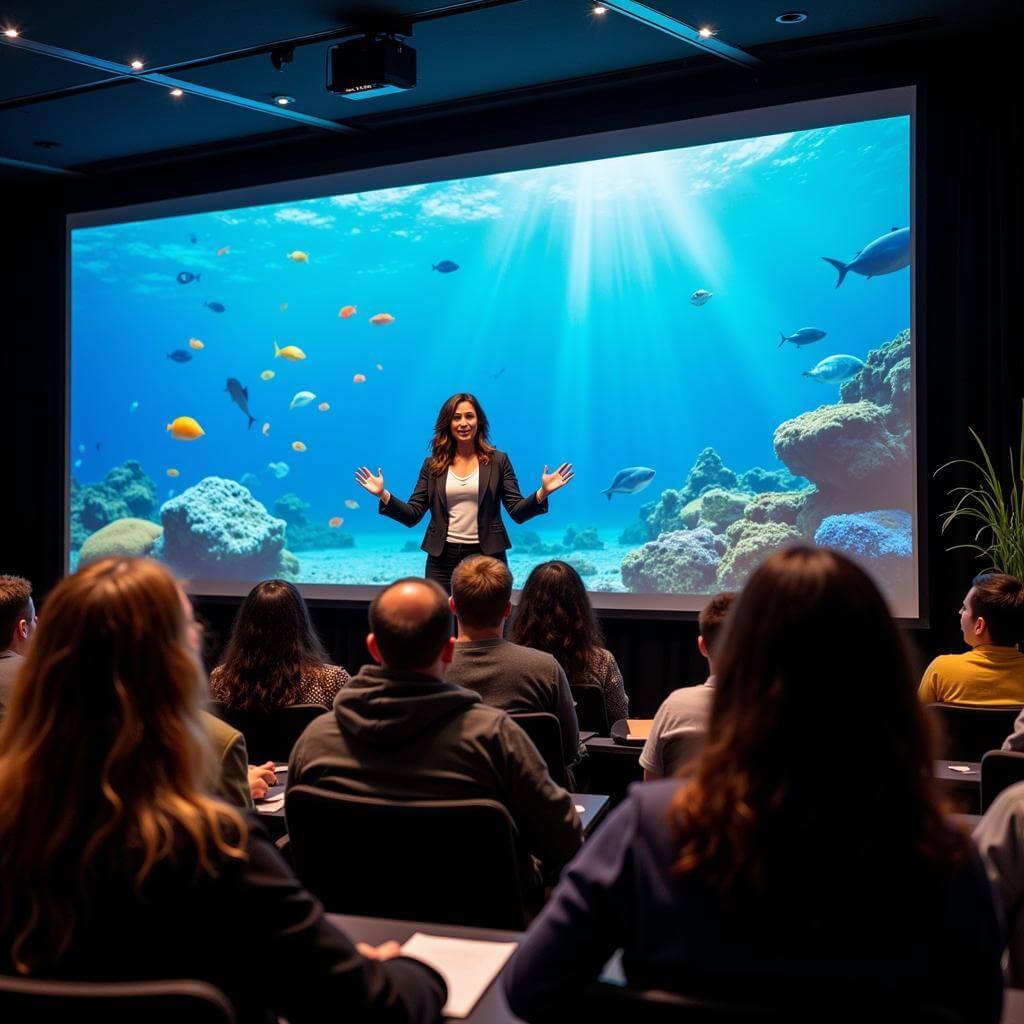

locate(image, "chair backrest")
[[286, 786, 528, 929], [572, 684, 609, 735], [211, 702, 326, 762], [0, 976, 236, 1023], [509, 711, 566, 786], [980, 749, 1024, 812], [925, 702, 1022, 762]]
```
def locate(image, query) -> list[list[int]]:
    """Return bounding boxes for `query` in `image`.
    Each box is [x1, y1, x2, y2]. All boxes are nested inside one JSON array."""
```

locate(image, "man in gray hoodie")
[[288, 577, 582, 904]]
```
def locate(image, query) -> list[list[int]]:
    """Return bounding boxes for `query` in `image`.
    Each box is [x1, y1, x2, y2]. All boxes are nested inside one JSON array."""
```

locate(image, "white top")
[[446, 466, 480, 543], [639, 676, 716, 778]]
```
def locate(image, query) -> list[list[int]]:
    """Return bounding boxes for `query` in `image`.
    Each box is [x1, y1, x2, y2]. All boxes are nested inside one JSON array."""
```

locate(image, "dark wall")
[[3, 35, 1021, 716]]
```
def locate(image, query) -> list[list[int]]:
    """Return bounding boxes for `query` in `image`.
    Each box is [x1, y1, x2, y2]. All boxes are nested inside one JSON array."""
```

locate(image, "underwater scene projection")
[[69, 103, 916, 613]]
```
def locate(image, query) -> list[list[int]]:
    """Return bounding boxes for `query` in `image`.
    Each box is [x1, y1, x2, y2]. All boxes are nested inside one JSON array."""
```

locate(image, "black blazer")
[[379, 450, 548, 556]]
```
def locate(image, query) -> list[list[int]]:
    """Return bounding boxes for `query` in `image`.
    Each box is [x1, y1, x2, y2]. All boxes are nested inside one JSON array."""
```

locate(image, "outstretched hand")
[[355, 466, 385, 497], [540, 462, 574, 497]]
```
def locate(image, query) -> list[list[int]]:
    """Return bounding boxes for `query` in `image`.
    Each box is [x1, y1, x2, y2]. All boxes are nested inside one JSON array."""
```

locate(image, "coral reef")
[[69, 460, 158, 549], [743, 490, 811, 526], [562, 525, 604, 550], [401, 539, 421, 553], [690, 488, 750, 534], [286, 522, 355, 552], [273, 492, 308, 526], [737, 465, 809, 494], [239, 472, 260, 490], [716, 521, 803, 590], [839, 329, 912, 437], [512, 529, 565, 557], [564, 552, 598, 577], [78, 518, 163, 565], [621, 528, 725, 594], [679, 448, 739, 503]]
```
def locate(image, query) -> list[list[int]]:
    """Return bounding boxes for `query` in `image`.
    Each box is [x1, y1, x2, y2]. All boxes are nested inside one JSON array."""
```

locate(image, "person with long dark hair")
[[355, 393, 573, 591], [504, 546, 1003, 1023], [211, 579, 349, 710], [0, 557, 445, 1022], [509, 560, 628, 724]]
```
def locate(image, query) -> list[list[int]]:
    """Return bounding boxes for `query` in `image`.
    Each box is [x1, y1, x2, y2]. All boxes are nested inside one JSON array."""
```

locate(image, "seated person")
[[1003, 707, 1024, 751], [0, 574, 36, 714], [640, 592, 735, 780], [289, 577, 582, 903], [509, 560, 629, 727], [446, 556, 580, 771], [504, 547, 1002, 1024], [205, 712, 276, 807], [0, 556, 445, 1024], [919, 572, 1024, 705], [974, 779, 1024, 987], [210, 579, 350, 709]]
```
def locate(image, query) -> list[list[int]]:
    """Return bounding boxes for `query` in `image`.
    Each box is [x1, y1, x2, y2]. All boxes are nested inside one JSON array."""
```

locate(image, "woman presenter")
[[356, 392, 573, 591]]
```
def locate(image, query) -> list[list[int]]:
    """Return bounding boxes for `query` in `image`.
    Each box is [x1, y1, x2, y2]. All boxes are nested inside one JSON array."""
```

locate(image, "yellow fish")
[[344, 499, 359, 510], [317, 402, 330, 412], [188, 338, 204, 350], [166, 416, 204, 441], [274, 341, 306, 362], [339, 305, 357, 319], [287, 250, 309, 263], [217, 246, 230, 257], [166, 468, 180, 478], [369, 313, 395, 326], [375, 363, 383, 371], [328, 516, 344, 528], [292, 441, 307, 453], [353, 373, 366, 384], [260, 370, 275, 381]]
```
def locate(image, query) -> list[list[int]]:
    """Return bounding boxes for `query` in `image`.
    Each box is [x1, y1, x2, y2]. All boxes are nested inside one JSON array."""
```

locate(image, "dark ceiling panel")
[[0, 43, 113, 99]]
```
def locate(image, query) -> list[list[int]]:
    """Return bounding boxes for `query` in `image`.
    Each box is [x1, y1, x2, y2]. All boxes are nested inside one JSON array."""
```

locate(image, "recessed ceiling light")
[[169, 88, 184, 97], [3, 27, 19, 38], [274, 95, 295, 106], [130, 59, 144, 70], [775, 10, 808, 24], [698, 25, 716, 38], [592, 3, 608, 15]]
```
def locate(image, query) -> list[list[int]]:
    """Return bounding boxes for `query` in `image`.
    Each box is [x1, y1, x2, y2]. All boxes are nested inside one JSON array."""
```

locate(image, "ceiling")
[[0, 0, 1013, 187]]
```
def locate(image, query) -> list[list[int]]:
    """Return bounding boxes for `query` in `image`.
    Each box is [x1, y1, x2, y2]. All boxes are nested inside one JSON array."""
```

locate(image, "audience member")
[[509, 560, 628, 726], [1003, 707, 1024, 751], [974, 780, 1024, 987], [446, 556, 580, 771], [289, 577, 582, 903], [919, 572, 1024, 705], [0, 557, 445, 1023], [211, 579, 350, 709], [504, 547, 1002, 1023], [640, 592, 735, 780], [0, 575, 36, 714]]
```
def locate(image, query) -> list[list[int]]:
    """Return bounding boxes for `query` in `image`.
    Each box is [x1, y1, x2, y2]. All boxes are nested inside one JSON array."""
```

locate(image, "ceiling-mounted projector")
[[327, 34, 416, 101]]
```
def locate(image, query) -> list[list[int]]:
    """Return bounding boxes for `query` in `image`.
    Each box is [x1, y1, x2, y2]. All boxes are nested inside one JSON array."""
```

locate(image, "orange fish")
[[217, 246, 230, 256], [353, 373, 366, 384], [317, 402, 330, 412], [339, 305, 357, 319], [292, 441, 307, 453], [188, 338, 204, 350], [369, 313, 395, 326], [328, 516, 344, 528]]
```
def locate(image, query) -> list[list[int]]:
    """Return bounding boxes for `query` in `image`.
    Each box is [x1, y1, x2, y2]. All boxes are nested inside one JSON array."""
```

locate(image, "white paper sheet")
[[256, 793, 285, 813], [400, 932, 518, 1018]]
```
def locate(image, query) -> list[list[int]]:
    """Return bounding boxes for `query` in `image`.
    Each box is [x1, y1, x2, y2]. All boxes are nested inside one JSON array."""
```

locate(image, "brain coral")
[[715, 520, 803, 590], [78, 518, 163, 565], [621, 528, 725, 594]]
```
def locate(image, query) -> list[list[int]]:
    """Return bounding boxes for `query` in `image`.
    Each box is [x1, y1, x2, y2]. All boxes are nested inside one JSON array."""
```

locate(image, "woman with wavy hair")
[[210, 579, 349, 710], [510, 560, 628, 725], [504, 546, 1003, 1023], [356, 392, 574, 592], [0, 557, 444, 1023]]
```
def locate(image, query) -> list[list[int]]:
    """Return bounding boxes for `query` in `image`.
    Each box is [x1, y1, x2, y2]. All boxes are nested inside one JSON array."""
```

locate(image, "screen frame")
[[65, 85, 923, 621]]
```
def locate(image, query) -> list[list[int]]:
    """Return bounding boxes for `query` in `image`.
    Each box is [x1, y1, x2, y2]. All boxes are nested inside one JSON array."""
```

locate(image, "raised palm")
[[355, 466, 385, 497], [541, 462, 574, 496]]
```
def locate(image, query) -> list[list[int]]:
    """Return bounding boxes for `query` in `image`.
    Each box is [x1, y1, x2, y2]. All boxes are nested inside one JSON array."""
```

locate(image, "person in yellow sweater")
[[919, 573, 1024, 705]]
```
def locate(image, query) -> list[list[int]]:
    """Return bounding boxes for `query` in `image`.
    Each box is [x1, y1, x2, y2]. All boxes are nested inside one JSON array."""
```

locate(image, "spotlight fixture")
[[274, 95, 295, 106], [130, 58, 144, 70], [169, 87, 184, 97], [698, 25, 716, 38], [592, 2, 608, 13], [270, 45, 294, 72], [775, 10, 808, 23], [3, 27, 19, 37]]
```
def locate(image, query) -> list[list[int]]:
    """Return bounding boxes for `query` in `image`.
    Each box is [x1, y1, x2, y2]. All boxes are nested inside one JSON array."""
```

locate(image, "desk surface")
[[933, 760, 981, 782]]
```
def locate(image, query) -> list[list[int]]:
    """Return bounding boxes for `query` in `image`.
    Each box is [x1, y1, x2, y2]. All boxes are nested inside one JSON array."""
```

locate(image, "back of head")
[[0, 575, 32, 650], [509, 560, 604, 684], [672, 546, 961, 897], [369, 577, 452, 672], [697, 592, 736, 658], [451, 555, 513, 631], [217, 578, 329, 710], [0, 557, 244, 973], [970, 572, 1024, 646]]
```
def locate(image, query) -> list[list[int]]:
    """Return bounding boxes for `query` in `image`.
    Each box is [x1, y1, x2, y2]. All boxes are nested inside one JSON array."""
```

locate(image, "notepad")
[[400, 932, 518, 1018], [947, 764, 976, 774], [256, 793, 285, 813], [626, 718, 653, 740]]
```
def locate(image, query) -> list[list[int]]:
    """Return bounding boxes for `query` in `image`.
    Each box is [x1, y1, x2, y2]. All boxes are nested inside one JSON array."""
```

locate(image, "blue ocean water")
[[69, 114, 912, 598]]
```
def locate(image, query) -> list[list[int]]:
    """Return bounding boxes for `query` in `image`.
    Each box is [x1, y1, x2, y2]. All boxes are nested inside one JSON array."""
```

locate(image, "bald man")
[[288, 577, 582, 905]]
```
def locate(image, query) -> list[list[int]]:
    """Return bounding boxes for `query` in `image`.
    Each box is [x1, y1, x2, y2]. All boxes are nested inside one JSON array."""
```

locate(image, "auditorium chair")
[[286, 786, 529, 929], [980, 749, 1024, 812], [0, 976, 235, 1023], [509, 711, 568, 786], [572, 683, 610, 735], [210, 701, 326, 763], [925, 703, 1022, 763]]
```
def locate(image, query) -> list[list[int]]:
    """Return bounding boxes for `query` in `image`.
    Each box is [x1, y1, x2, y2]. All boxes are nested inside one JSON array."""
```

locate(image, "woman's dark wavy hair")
[[215, 580, 329, 711], [509, 561, 605, 687], [427, 393, 496, 475], [670, 545, 965, 901]]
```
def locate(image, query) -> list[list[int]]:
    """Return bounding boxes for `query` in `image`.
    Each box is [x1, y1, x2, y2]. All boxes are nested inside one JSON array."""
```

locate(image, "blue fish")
[[176, 271, 200, 284], [602, 466, 656, 500], [167, 350, 192, 363], [778, 328, 827, 349], [225, 377, 256, 429], [204, 300, 226, 313], [803, 354, 866, 384], [432, 260, 459, 274], [822, 227, 910, 288]]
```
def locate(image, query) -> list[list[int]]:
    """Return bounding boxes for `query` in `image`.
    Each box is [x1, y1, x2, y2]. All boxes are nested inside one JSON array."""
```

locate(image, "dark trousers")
[[425, 541, 508, 595]]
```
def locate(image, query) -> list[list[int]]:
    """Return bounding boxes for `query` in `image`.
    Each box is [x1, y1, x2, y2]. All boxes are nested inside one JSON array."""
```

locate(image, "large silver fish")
[[601, 467, 656, 500], [822, 227, 910, 287]]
